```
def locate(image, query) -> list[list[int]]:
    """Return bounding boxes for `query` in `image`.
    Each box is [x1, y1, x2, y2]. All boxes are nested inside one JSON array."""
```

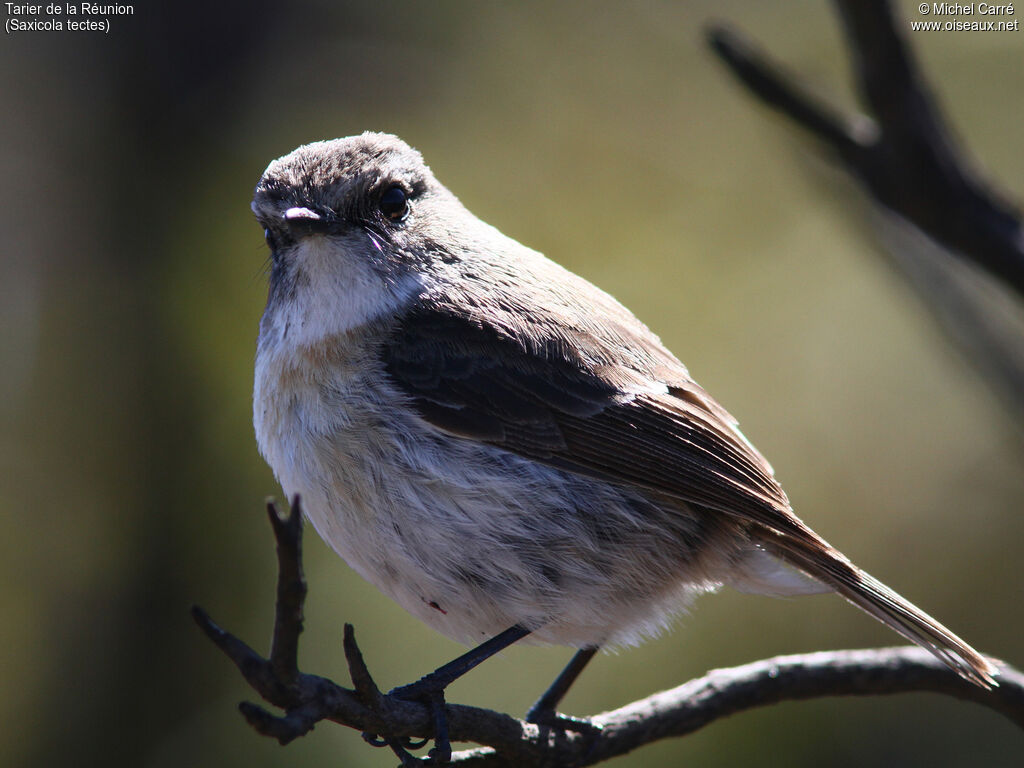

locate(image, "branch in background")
[[835, 0, 1024, 294], [708, 0, 1024, 296], [193, 500, 1024, 767], [707, 0, 1024, 418]]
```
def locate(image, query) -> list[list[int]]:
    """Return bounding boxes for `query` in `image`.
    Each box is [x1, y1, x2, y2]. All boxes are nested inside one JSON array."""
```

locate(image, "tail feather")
[[759, 531, 999, 689]]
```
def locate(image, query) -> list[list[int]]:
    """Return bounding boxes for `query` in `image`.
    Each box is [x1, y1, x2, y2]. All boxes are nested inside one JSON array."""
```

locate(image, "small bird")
[[251, 132, 996, 755]]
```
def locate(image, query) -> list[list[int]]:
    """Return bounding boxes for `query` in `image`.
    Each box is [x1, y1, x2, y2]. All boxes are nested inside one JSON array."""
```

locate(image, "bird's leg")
[[526, 646, 599, 726], [368, 624, 532, 764], [390, 624, 532, 700]]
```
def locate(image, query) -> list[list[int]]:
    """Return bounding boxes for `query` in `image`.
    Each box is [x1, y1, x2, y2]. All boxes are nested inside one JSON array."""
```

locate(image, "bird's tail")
[[758, 528, 998, 689]]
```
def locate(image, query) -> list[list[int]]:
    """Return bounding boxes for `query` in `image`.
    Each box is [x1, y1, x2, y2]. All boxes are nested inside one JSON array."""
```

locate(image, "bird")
[[250, 131, 996, 760]]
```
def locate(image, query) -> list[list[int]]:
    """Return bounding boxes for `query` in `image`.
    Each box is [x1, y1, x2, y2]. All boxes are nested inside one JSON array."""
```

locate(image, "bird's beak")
[[283, 206, 330, 235]]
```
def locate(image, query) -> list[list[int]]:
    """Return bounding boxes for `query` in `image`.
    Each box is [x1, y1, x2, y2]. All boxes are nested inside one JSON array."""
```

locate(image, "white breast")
[[254, 331, 747, 649]]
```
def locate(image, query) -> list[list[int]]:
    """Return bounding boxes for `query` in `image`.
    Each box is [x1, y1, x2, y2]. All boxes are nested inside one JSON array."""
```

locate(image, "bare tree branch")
[[708, 0, 1024, 297], [193, 499, 1024, 766], [706, 0, 1024, 418], [268, 499, 305, 686]]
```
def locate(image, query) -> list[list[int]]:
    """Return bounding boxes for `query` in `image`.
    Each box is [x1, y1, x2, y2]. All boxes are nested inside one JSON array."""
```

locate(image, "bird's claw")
[[360, 685, 451, 764]]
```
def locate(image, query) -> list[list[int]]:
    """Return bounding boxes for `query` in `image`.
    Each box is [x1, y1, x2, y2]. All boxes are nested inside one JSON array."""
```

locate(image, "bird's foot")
[[526, 704, 602, 736], [360, 681, 451, 765]]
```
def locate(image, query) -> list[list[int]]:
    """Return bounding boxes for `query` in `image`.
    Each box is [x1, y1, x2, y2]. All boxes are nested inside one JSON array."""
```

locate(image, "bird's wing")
[[380, 300, 806, 540], [379, 299, 997, 689]]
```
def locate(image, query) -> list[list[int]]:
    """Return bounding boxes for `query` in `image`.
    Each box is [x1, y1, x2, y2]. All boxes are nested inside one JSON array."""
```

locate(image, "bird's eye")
[[264, 228, 280, 250], [378, 185, 409, 222]]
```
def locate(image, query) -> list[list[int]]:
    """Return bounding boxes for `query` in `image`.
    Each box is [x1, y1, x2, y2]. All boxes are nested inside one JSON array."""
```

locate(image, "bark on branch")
[[193, 500, 1023, 766]]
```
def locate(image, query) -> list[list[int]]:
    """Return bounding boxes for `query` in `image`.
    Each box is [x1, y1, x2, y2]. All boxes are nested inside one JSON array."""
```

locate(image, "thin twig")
[[268, 497, 305, 687], [194, 499, 1024, 766]]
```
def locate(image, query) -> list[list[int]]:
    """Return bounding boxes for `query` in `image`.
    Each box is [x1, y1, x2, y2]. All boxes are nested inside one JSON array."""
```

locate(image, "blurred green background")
[[2, 1, 1022, 766]]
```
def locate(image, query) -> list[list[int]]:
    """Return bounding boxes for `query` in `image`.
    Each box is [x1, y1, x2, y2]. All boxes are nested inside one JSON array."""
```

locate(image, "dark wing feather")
[[382, 302, 799, 537], [381, 300, 997, 688]]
